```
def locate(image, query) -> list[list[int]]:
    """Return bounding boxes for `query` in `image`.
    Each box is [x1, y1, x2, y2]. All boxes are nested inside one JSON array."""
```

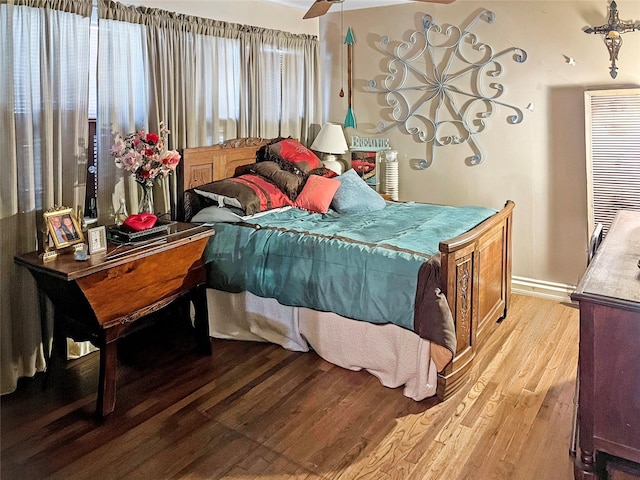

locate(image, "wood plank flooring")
[[2, 294, 640, 479]]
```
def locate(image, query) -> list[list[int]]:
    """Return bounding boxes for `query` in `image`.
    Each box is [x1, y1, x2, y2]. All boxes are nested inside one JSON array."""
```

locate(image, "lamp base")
[[322, 154, 344, 175]]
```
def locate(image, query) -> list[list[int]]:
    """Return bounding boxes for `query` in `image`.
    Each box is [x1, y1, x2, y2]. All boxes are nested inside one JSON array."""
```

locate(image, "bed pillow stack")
[[189, 138, 387, 221]]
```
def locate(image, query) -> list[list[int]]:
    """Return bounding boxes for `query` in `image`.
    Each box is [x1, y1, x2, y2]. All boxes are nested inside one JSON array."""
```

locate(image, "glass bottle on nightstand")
[[114, 197, 129, 226]]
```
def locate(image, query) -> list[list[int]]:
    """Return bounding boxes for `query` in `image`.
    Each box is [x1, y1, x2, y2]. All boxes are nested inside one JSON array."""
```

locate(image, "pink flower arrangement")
[[111, 123, 181, 185]]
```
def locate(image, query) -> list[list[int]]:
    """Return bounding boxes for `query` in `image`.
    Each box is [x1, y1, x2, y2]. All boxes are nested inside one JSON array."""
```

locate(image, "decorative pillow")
[[122, 213, 157, 231], [330, 168, 387, 214], [195, 174, 293, 216], [265, 138, 322, 174], [294, 175, 341, 214], [309, 166, 339, 179], [191, 205, 244, 223], [255, 137, 285, 163], [249, 161, 305, 200]]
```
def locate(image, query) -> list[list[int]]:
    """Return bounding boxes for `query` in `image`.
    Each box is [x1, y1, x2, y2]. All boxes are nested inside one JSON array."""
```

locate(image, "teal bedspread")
[[202, 202, 496, 356]]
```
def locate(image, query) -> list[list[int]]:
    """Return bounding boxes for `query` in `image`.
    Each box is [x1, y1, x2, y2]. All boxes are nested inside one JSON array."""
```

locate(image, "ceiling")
[[263, 0, 421, 13]]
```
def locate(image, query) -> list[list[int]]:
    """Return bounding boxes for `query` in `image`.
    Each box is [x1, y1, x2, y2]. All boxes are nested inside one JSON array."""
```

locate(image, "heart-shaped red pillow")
[[123, 213, 157, 232]]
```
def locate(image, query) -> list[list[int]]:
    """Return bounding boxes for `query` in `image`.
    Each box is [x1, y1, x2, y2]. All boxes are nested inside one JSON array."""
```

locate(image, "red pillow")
[[294, 175, 340, 214], [268, 138, 322, 173]]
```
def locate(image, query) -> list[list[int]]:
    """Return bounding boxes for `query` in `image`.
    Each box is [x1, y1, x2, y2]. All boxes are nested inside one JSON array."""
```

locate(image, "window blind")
[[585, 89, 640, 236]]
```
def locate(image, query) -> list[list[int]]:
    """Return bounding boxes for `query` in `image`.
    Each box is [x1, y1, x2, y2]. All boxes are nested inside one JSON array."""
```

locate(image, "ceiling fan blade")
[[412, 0, 457, 3], [303, 0, 333, 19]]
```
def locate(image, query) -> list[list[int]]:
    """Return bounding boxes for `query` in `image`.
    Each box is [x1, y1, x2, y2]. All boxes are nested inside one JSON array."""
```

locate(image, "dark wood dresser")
[[571, 210, 640, 479]]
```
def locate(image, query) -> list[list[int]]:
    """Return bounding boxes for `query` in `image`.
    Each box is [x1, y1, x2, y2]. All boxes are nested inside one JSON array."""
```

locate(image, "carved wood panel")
[[454, 253, 473, 355], [188, 164, 214, 190]]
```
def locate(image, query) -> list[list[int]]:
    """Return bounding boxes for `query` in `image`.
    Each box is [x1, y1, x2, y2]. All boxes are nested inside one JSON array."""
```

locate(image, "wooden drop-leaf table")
[[14, 222, 215, 417]]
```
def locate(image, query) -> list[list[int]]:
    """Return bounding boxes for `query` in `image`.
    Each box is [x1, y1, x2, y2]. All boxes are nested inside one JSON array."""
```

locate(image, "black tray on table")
[[107, 220, 176, 244]]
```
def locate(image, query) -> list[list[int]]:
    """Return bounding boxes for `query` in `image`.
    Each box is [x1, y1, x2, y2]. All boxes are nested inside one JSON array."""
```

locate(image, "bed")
[[178, 137, 513, 402]]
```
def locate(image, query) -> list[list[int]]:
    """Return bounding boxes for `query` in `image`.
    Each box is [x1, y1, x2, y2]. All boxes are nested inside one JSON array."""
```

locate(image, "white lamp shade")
[[310, 123, 348, 154]]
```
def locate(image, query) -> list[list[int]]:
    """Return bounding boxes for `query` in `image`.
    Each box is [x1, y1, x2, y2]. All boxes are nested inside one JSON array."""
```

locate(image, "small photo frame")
[[43, 207, 85, 250], [87, 225, 107, 255]]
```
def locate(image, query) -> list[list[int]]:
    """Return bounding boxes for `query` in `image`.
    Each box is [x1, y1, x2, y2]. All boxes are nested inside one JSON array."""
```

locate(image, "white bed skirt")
[[206, 289, 438, 401]]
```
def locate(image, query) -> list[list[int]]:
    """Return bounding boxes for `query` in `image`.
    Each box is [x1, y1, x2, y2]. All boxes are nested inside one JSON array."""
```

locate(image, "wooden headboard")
[[180, 137, 271, 192], [178, 137, 271, 220]]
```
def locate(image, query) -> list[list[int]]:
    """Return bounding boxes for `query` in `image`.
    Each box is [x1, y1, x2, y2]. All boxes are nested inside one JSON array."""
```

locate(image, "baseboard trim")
[[511, 276, 576, 304]]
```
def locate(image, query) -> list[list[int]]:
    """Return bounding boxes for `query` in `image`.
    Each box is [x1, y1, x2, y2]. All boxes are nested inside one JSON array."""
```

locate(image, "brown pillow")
[[194, 173, 293, 216], [249, 161, 304, 200]]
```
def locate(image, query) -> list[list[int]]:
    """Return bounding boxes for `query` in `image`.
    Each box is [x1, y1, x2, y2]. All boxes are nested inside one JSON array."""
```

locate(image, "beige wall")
[[123, 0, 640, 291], [319, 0, 640, 290]]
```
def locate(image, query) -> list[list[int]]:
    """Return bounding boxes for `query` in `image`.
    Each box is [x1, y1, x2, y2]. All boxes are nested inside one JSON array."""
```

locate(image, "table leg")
[[574, 449, 598, 480], [192, 283, 212, 355], [96, 338, 117, 417], [38, 289, 52, 387]]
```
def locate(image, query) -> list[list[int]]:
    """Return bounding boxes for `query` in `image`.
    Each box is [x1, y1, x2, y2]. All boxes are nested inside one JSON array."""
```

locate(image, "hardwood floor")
[[2, 294, 639, 480]]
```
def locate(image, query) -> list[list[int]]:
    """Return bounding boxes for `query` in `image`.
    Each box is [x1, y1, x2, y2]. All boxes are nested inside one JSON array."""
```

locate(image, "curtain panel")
[[1, 0, 91, 15], [96, 0, 321, 222], [1, 0, 321, 394], [0, 0, 91, 395]]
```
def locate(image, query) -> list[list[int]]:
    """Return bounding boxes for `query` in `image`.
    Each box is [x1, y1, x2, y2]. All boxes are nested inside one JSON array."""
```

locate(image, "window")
[[85, 4, 318, 220], [585, 88, 640, 235]]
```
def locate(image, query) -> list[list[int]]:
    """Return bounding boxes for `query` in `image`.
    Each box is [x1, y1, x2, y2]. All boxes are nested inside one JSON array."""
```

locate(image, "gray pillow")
[[191, 205, 244, 223], [193, 188, 244, 211], [331, 168, 387, 214]]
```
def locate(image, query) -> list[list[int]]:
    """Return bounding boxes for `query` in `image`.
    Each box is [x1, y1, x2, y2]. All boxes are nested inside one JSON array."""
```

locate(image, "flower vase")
[[137, 180, 155, 214]]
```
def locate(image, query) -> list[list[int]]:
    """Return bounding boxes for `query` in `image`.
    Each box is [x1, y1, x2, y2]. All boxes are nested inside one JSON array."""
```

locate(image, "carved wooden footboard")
[[437, 200, 514, 400]]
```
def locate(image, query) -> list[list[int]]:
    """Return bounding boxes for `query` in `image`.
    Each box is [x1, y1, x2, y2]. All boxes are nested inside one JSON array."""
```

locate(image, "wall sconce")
[[584, 1, 640, 78], [311, 123, 348, 174]]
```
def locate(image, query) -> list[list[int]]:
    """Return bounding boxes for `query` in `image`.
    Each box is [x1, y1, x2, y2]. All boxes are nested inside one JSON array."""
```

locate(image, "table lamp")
[[310, 123, 348, 174]]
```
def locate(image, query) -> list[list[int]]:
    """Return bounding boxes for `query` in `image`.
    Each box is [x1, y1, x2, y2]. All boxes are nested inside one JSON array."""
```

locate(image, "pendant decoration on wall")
[[584, 1, 640, 79], [344, 27, 356, 128], [367, 10, 527, 166], [339, 1, 345, 98]]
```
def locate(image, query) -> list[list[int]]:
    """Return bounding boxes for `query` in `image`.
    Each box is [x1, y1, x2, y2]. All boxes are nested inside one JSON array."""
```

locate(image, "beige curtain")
[[96, 0, 321, 219], [0, 0, 91, 395], [279, 33, 322, 145], [96, 2, 151, 223]]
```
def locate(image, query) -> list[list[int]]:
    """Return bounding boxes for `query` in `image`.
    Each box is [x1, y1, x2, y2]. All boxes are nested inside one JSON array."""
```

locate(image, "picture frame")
[[350, 150, 379, 191], [43, 206, 85, 250], [87, 225, 107, 255]]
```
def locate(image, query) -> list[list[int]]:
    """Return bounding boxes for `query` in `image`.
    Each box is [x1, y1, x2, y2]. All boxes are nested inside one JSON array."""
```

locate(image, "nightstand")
[[15, 222, 215, 416]]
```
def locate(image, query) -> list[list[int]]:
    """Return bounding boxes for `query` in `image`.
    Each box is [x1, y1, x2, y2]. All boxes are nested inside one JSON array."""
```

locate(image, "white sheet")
[[206, 289, 437, 401]]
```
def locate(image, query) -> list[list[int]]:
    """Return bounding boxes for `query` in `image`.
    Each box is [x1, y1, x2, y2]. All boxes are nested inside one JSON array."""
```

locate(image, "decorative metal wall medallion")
[[367, 11, 527, 166]]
